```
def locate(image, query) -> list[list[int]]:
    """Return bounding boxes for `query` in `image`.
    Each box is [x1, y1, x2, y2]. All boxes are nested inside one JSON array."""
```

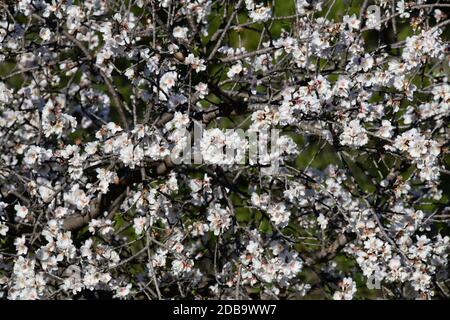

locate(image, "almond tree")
[[0, 0, 449, 300]]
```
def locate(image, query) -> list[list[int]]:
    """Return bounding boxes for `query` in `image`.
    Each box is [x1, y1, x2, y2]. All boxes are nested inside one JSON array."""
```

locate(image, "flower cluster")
[[0, 0, 448, 301]]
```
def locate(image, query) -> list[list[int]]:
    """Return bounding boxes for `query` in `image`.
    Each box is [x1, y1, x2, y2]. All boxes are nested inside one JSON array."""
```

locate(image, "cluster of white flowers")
[[185, 54, 206, 73], [340, 120, 369, 147], [333, 277, 357, 300], [172, 26, 189, 39], [200, 128, 249, 165], [23, 146, 53, 166], [95, 168, 118, 194], [64, 184, 91, 211], [402, 29, 445, 70], [245, 0, 272, 22], [226, 62, 245, 79], [235, 236, 303, 289], [267, 202, 291, 228], [0, 82, 13, 105], [279, 77, 333, 125], [159, 71, 178, 99]]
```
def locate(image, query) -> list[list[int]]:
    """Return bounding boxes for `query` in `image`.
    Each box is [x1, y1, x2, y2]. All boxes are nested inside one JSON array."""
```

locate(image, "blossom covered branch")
[[0, 0, 449, 300]]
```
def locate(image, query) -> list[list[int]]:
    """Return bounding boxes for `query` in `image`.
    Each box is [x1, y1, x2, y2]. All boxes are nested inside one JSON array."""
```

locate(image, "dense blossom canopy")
[[0, 0, 449, 300]]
